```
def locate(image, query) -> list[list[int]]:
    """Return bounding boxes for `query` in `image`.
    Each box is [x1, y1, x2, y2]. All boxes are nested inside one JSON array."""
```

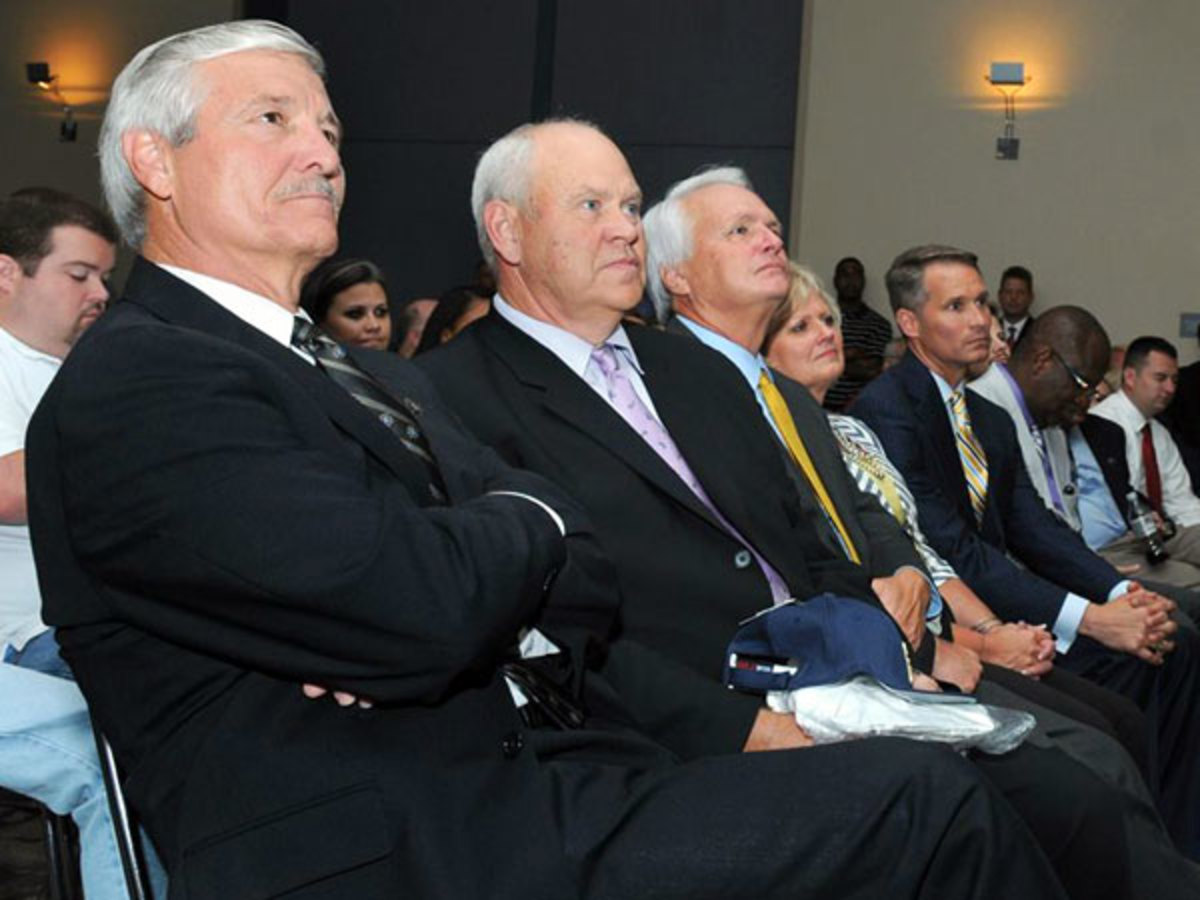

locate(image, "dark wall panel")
[[550, 1, 801, 148], [274, 1, 803, 308], [289, 0, 539, 142], [337, 141, 487, 298]]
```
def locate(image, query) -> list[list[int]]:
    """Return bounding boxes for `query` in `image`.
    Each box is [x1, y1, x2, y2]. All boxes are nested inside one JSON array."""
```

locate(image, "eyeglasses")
[[1050, 348, 1097, 397]]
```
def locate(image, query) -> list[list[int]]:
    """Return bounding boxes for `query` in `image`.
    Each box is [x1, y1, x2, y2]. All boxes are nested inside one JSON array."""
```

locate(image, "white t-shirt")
[[0, 325, 60, 651]]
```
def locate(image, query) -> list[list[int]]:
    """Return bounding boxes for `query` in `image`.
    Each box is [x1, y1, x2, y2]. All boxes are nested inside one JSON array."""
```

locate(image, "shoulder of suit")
[[629, 323, 739, 372]]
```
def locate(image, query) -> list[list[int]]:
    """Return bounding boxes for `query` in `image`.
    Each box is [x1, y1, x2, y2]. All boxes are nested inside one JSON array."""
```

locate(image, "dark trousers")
[[983, 662, 1151, 781], [1062, 625, 1200, 860], [538, 731, 1083, 900]]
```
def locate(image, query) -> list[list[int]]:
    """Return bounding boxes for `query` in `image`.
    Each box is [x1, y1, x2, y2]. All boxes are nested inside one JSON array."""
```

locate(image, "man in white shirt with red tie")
[[1092, 336, 1200, 531]]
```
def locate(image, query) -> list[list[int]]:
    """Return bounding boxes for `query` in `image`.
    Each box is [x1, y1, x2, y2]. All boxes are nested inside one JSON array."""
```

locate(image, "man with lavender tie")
[[419, 119, 1146, 898]]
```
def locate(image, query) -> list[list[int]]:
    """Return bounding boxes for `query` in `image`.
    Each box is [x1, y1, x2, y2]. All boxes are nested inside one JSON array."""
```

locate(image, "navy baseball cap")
[[724, 594, 913, 694]]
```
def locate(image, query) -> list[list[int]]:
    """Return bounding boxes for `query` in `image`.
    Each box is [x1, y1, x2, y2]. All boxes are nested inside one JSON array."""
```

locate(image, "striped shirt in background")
[[823, 304, 893, 411]]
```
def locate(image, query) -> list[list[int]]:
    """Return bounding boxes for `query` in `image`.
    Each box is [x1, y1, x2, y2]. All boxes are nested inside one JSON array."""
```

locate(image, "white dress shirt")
[[1092, 389, 1200, 528]]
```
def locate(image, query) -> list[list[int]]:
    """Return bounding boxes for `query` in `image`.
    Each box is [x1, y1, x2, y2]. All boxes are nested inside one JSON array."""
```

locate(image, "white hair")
[[470, 117, 603, 275], [642, 166, 753, 322], [99, 20, 325, 248]]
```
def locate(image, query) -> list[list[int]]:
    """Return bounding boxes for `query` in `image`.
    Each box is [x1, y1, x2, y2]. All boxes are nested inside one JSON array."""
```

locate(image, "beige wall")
[[792, 0, 1200, 363], [0, 0, 237, 207]]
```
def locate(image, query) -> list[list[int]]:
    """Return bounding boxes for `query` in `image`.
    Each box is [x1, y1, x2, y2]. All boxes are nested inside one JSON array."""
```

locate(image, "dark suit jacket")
[[418, 312, 899, 757], [1160, 360, 1200, 488], [1079, 413, 1135, 521], [770, 372, 924, 575], [26, 260, 658, 899], [664, 317, 923, 581], [852, 352, 1122, 625]]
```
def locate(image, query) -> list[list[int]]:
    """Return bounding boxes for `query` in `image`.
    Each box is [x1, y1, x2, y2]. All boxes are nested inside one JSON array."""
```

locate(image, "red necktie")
[[1142, 424, 1163, 515]]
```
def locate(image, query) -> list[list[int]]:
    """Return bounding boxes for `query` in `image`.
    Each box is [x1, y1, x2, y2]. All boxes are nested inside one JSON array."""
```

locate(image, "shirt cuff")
[[1053, 593, 1091, 653], [485, 490, 566, 536], [1106, 580, 1132, 602]]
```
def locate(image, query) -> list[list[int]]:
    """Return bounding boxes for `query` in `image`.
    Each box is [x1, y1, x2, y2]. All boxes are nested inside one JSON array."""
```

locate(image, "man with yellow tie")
[[852, 244, 1200, 860], [641, 166, 939, 659], [422, 123, 936, 757]]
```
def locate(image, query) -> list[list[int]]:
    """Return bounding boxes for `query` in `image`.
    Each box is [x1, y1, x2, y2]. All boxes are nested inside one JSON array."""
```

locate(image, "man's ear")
[[660, 264, 690, 301], [0, 254, 22, 297], [484, 200, 521, 267], [123, 130, 174, 200], [1030, 344, 1054, 376], [1122, 366, 1136, 392], [896, 307, 919, 340]]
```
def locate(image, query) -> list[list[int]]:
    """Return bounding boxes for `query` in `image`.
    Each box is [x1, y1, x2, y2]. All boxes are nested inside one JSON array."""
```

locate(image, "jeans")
[[3, 630, 167, 899], [4, 627, 74, 680]]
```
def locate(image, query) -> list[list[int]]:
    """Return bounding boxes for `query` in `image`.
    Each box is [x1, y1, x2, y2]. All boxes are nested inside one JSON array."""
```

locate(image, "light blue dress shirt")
[[1069, 428, 1129, 550]]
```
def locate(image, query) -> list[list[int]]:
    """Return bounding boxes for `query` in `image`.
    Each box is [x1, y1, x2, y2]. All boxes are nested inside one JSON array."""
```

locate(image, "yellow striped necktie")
[[948, 390, 988, 523], [758, 371, 861, 563]]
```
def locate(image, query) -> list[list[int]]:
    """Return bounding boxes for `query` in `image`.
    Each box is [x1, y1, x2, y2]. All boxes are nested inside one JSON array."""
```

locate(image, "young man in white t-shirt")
[[0, 189, 168, 899], [0, 189, 116, 672]]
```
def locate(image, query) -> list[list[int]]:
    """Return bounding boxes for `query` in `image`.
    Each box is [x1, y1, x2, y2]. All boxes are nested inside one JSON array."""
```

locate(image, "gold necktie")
[[758, 371, 861, 563], [948, 390, 988, 523]]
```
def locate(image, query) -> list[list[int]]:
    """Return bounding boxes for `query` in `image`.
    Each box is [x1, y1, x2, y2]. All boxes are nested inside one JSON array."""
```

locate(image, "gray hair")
[[884, 244, 980, 314], [99, 20, 325, 248], [471, 117, 603, 275], [642, 166, 752, 322], [762, 261, 836, 354]]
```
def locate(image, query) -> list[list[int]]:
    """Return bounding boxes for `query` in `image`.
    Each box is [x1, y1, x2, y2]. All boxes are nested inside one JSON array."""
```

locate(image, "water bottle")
[[1127, 491, 1170, 564]]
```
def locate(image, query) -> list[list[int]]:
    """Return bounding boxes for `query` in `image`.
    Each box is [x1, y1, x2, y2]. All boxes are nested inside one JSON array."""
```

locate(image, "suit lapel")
[[641, 324, 829, 580], [634, 327, 765, 544], [123, 259, 434, 489], [896, 353, 976, 523], [476, 315, 725, 529]]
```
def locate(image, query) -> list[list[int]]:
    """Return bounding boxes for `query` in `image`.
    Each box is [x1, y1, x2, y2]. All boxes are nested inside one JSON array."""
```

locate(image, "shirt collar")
[[157, 263, 304, 349], [1110, 388, 1150, 429], [677, 315, 767, 389], [927, 367, 963, 403], [492, 293, 641, 377]]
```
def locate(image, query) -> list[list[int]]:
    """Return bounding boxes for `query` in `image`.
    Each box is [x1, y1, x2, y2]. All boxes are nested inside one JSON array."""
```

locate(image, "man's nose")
[[607, 207, 640, 243], [299, 120, 342, 178], [759, 225, 784, 253]]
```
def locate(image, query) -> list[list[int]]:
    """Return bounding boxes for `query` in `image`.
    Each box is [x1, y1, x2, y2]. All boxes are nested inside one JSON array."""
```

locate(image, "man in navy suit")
[[853, 243, 1200, 859]]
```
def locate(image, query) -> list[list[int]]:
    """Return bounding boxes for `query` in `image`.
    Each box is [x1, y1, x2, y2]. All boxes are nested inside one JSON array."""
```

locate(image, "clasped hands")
[[1081, 582, 1177, 665]]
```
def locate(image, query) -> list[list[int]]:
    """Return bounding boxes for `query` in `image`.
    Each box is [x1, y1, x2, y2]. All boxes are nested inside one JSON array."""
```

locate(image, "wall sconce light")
[[985, 61, 1029, 161], [26, 61, 77, 142]]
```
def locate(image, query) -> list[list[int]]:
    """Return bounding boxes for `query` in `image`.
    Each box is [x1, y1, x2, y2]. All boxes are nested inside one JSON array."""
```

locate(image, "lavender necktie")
[[590, 345, 790, 602]]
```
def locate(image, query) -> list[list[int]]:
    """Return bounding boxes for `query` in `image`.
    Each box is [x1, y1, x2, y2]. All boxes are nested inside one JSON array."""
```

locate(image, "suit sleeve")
[[853, 385, 1072, 624], [43, 327, 565, 704], [994, 420, 1123, 599]]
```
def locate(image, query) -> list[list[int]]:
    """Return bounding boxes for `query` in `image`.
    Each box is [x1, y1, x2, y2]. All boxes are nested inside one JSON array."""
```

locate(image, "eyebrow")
[[566, 186, 643, 203], [235, 93, 343, 137]]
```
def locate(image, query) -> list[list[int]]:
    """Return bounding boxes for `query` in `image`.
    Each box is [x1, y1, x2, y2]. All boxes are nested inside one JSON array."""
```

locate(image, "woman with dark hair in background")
[[414, 285, 490, 354], [299, 257, 392, 350]]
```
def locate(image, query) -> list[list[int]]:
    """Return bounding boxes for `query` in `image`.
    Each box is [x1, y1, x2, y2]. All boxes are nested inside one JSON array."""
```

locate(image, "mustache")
[[274, 177, 343, 210]]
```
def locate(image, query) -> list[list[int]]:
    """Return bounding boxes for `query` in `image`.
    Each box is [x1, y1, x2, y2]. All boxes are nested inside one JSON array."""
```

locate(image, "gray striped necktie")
[[291, 318, 446, 503]]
